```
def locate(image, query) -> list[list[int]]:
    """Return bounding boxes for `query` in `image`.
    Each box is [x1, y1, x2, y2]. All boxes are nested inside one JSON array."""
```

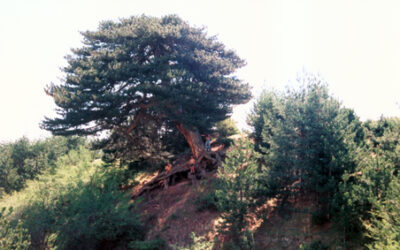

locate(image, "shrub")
[[300, 239, 328, 250], [0, 136, 87, 194], [214, 137, 234, 148], [194, 191, 218, 212], [129, 237, 167, 250], [172, 232, 214, 250], [2, 145, 147, 249], [215, 118, 240, 138], [311, 209, 329, 226], [49, 175, 145, 249], [0, 207, 31, 250], [215, 139, 260, 249]]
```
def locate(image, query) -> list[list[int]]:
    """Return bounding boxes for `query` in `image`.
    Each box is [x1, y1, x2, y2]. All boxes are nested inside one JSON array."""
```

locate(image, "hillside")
[[130, 145, 342, 249], [1, 126, 397, 249], [132, 173, 341, 249], [139, 173, 219, 247], [2, 115, 400, 249]]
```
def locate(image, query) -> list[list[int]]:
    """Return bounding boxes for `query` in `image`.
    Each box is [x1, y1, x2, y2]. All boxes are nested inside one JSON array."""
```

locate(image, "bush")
[[364, 177, 400, 249], [2, 145, 147, 249], [219, 230, 254, 250], [172, 232, 214, 250], [0, 136, 87, 194], [129, 237, 167, 250], [311, 209, 329, 226], [194, 191, 218, 212], [300, 239, 328, 250], [49, 175, 145, 249], [215, 139, 260, 249], [215, 118, 240, 138], [214, 137, 234, 148], [0, 207, 31, 250]]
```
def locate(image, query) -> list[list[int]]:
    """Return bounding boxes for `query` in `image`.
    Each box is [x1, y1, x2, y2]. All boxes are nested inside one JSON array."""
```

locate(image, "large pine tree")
[[42, 15, 251, 158]]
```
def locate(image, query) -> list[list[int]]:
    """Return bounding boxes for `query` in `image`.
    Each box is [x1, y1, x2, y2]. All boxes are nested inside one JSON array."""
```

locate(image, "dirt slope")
[[138, 172, 220, 248], [130, 145, 341, 249], [253, 197, 340, 249]]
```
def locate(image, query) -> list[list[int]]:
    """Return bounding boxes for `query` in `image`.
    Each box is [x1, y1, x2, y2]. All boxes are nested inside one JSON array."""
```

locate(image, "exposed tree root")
[[131, 150, 224, 199]]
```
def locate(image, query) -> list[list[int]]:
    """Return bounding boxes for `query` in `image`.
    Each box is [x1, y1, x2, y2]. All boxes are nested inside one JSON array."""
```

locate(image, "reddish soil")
[[137, 172, 220, 248], [130, 144, 341, 249], [253, 196, 340, 250]]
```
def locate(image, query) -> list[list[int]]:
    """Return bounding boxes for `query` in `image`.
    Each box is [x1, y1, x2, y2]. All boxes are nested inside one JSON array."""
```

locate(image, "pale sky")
[[1, 0, 399, 142]]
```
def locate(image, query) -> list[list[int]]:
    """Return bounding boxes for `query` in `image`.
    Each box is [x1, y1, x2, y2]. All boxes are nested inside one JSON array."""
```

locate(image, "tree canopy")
[[248, 72, 364, 222], [42, 15, 251, 157]]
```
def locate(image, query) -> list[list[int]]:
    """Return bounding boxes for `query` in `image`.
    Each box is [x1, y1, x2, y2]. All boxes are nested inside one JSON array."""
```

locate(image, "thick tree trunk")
[[176, 123, 204, 159]]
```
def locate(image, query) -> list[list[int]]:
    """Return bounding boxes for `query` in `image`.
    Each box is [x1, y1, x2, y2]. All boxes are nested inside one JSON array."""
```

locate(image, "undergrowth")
[[0, 145, 160, 249]]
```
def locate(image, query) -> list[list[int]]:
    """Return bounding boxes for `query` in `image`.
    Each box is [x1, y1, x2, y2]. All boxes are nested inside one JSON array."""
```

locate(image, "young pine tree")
[[247, 90, 284, 154], [365, 177, 400, 249], [251, 73, 361, 215], [215, 139, 260, 249]]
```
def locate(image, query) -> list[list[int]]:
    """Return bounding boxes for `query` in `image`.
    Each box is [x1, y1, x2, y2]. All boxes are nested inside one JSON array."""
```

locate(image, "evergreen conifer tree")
[[249, 72, 362, 215], [215, 139, 260, 249], [333, 117, 400, 244], [247, 90, 284, 154], [41, 15, 251, 158], [365, 178, 400, 249]]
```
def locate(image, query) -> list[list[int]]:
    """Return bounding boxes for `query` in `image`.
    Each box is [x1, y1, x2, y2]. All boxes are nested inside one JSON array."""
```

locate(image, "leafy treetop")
[[42, 15, 251, 139]]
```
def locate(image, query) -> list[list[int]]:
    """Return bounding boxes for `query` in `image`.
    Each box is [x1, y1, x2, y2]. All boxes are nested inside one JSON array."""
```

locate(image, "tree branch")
[[126, 110, 144, 134]]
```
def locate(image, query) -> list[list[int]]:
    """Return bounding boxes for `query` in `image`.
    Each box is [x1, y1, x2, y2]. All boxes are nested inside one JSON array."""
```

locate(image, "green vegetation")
[[300, 239, 329, 250], [194, 190, 218, 212], [173, 232, 215, 250], [247, 72, 400, 247], [0, 136, 85, 196], [2, 14, 400, 249], [0, 139, 157, 249], [333, 117, 400, 247], [215, 118, 240, 138], [0, 207, 31, 249], [213, 118, 241, 147], [249, 73, 362, 207], [215, 139, 260, 249], [41, 14, 251, 159]]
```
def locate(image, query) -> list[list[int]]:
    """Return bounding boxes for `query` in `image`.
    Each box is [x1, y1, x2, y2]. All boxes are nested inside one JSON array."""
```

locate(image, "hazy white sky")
[[1, 0, 399, 142]]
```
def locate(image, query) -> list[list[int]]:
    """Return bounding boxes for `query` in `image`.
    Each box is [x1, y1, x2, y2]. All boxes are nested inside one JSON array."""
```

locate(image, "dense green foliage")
[[0, 136, 85, 196], [249, 73, 362, 215], [249, 73, 400, 247], [333, 117, 400, 246], [365, 177, 400, 249], [215, 118, 240, 138], [247, 90, 283, 154], [3, 13, 400, 248], [94, 119, 187, 166], [215, 139, 260, 249], [42, 14, 251, 160], [0, 143, 156, 250], [212, 118, 241, 147], [363, 118, 400, 248], [0, 207, 31, 249], [173, 232, 214, 250]]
